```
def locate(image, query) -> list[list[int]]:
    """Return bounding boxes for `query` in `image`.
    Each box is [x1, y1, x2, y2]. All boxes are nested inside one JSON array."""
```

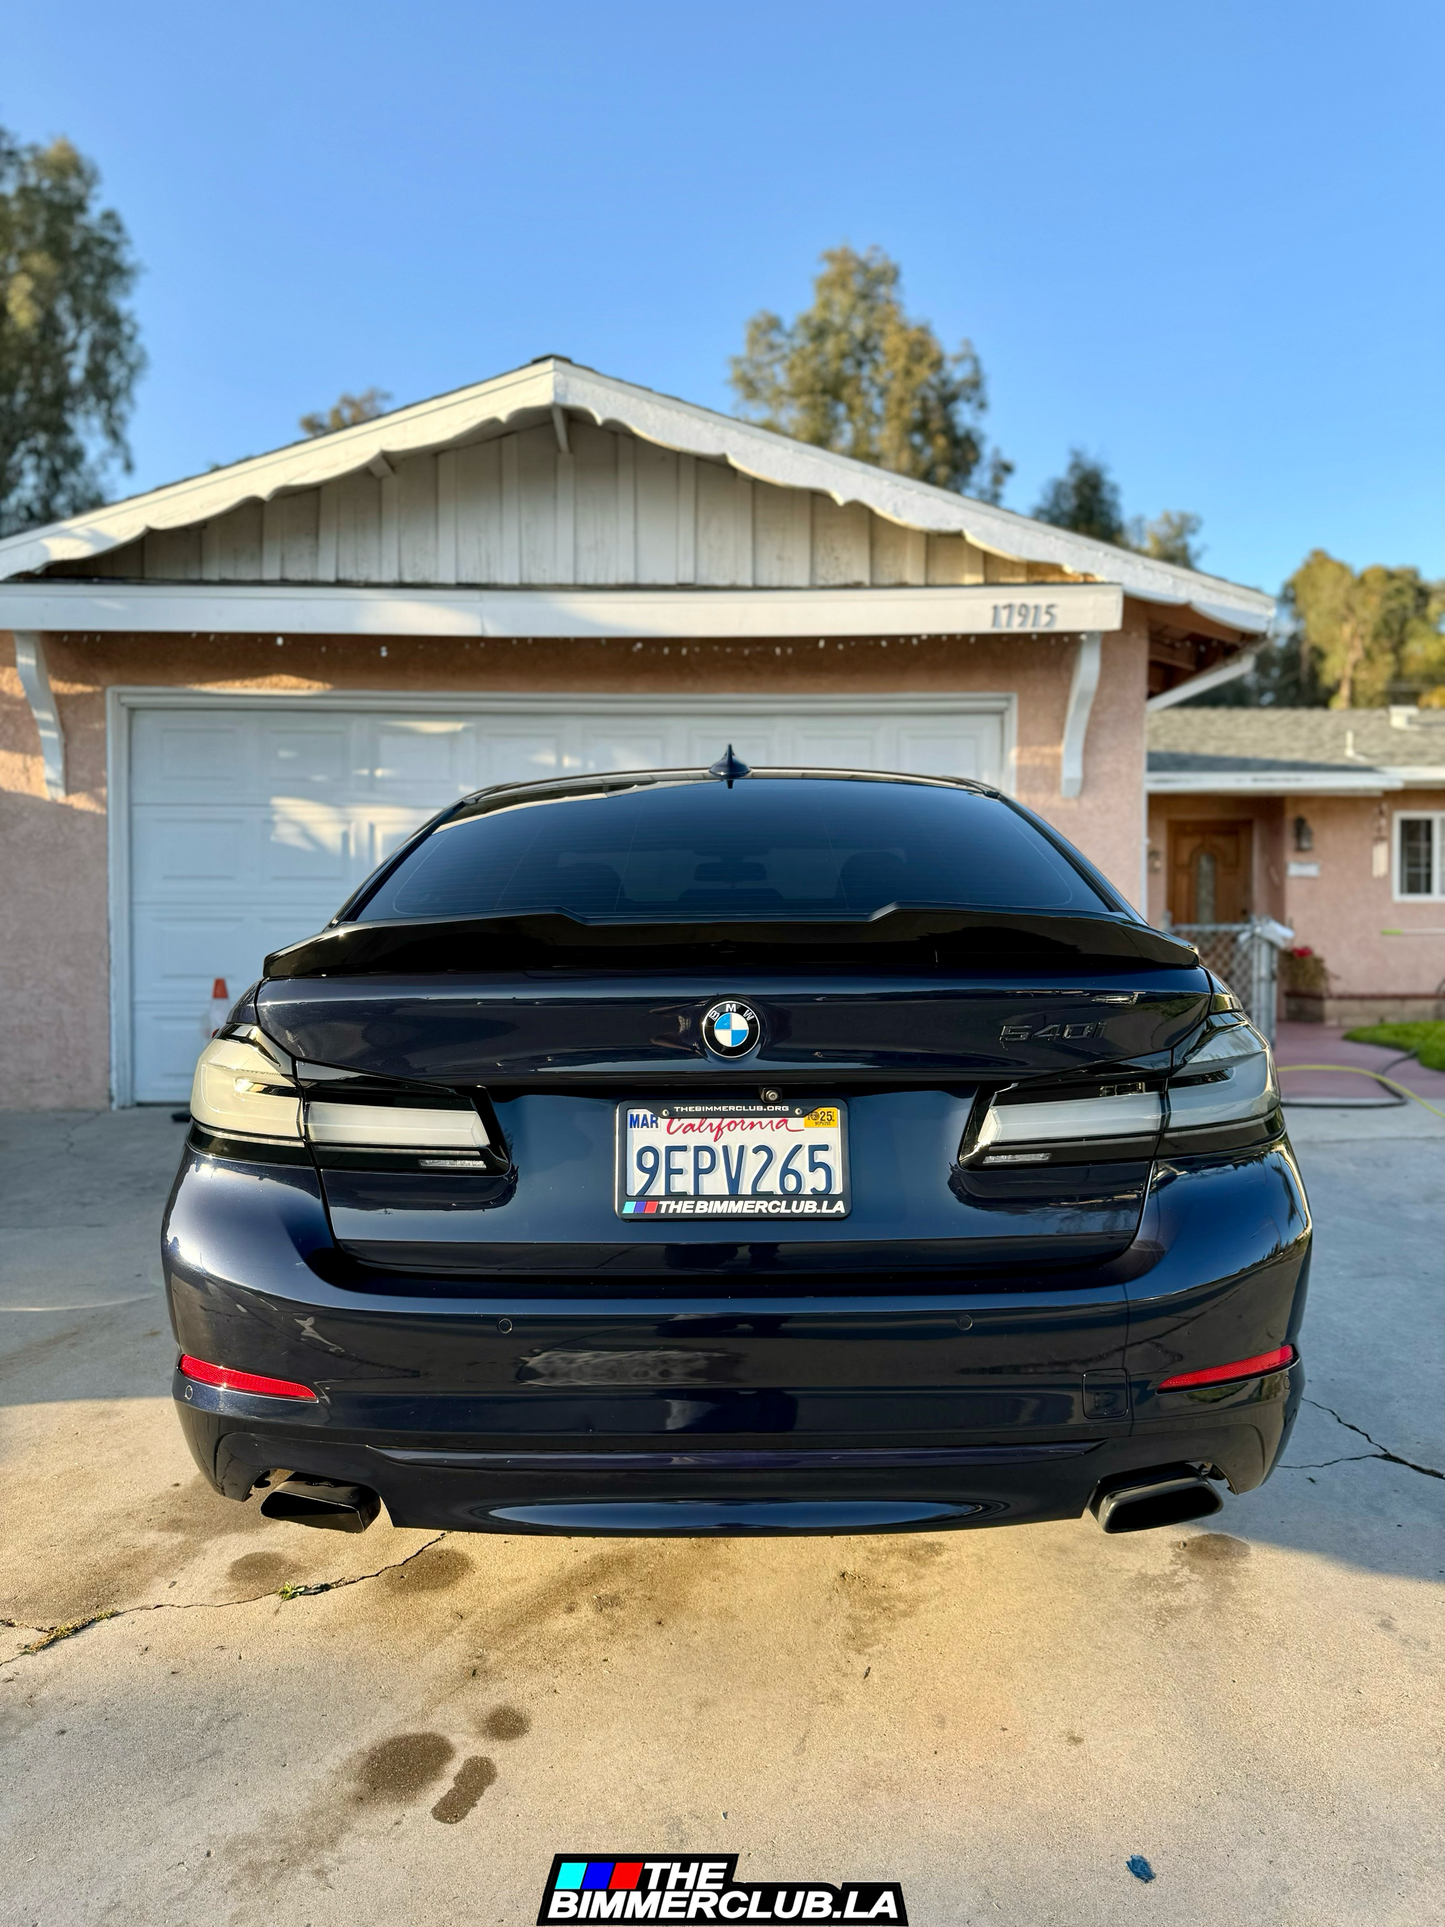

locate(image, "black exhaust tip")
[[259, 1475, 380, 1533], [1091, 1467, 1223, 1534]]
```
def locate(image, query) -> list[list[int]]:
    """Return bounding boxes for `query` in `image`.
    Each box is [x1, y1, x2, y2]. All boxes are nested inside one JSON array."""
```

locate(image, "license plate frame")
[[615, 1098, 851, 1221]]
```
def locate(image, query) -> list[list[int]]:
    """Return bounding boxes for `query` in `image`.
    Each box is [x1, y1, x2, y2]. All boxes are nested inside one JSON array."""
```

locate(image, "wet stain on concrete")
[[228, 1728, 465, 1891], [835, 1539, 947, 1655], [226, 1552, 296, 1592], [1132, 1529, 1258, 1628], [6, 1476, 276, 1624], [432, 1754, 498, 1822], [1177, 1533, 1251, 1566], [475, 1549, 647, 1651], [381, 1545, 473, 1592], [480, 1703, 531, 1741], [352, 1732, 457, 1805], [147, 1478, 271, 1544]]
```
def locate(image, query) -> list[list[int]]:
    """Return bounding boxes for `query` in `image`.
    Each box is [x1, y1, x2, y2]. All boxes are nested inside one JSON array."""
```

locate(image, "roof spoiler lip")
[[262, 908, 1200, 980]]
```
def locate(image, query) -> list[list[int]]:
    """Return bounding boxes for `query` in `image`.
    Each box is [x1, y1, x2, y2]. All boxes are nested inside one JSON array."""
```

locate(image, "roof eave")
[[0, 357, 1275, 636], [1147, 770, 1402, 795]]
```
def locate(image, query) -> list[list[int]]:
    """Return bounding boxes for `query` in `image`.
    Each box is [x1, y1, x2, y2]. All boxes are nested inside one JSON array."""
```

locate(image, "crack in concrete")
[[3, 1531, 450, 1664], [1279, 1455, 1382, 1470], [1303, 1398, 1444, 1482]]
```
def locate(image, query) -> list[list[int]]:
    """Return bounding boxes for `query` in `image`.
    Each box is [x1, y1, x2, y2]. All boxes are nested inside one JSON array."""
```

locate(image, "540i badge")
[[539, 1856, 905, 1923]]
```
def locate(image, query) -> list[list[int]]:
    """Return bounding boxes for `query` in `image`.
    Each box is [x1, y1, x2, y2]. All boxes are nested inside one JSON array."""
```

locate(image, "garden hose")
[[1278, 1064, 1445, 1120]]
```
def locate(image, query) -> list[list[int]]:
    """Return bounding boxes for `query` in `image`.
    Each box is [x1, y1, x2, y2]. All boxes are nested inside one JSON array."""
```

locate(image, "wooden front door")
[[1168, 820, 1253, 923]]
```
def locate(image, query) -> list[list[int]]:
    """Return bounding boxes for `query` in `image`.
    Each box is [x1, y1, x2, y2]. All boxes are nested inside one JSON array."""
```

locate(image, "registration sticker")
[[616, 1099, 850, 1219]]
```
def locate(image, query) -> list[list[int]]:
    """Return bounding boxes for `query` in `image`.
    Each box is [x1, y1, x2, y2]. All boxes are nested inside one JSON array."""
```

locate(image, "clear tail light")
[[971, 1086, 1162, 1164], [305, 1101, 491, 1152], [1165, 1020, 1278, 1134], [190, 1034, 301, 1141], [965, 1019, 1280, 1166]]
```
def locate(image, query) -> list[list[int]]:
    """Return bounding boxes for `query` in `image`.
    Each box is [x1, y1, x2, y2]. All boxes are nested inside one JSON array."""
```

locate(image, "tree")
[[1033, 450, 1125, 544], [0, 129, 144, 536], [1175, 552, 1445, 711], [729, 245, 1010, 500], [1033, 451, 1205, 568], [1130, 509, 1204, 569], [1179, 623, 1325, 708], [1286, 550, 1445, 708], [299, 386, 391, 437]]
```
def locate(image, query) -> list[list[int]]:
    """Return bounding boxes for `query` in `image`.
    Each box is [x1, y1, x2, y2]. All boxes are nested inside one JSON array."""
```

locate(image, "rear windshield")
[[353, 778, 1110, 924]]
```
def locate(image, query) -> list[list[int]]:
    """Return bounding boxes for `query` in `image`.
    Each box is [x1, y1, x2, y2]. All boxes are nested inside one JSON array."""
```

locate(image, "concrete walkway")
[[1, 1107, 1441, 1927], [1275, 1019, 1445, 1114]]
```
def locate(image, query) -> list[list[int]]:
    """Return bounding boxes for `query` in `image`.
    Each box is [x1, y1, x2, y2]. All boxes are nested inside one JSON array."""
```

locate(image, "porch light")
[[1293, 815, 1314, 852]]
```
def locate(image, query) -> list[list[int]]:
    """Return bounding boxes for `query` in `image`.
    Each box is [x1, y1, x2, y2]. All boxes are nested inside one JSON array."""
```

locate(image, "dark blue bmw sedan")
[[164, 759, 1309, 1538]]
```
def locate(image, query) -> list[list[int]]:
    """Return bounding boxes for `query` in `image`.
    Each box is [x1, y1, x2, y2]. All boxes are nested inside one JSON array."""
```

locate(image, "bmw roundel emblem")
[[702, 999, 762, 1059]]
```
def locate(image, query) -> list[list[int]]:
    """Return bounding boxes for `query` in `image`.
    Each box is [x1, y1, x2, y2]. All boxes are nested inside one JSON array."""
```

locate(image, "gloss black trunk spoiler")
[[264, 908, 1197, 980]]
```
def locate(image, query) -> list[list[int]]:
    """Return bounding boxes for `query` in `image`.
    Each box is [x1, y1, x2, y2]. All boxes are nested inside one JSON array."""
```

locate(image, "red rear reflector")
[[179, 1354, 317, 1401], [1160, 1345, 1295, 1391]]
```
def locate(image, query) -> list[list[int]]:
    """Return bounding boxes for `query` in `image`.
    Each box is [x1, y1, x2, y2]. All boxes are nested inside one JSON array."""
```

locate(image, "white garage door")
[[122, 696, 1009, 1102]]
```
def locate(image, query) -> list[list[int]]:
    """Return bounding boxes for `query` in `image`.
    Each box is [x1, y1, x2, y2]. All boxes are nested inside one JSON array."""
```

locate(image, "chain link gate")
[[1169, 919, 1293, 1044]]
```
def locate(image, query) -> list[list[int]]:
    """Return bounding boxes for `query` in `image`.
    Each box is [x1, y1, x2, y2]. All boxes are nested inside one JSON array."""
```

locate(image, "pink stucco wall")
[[1, 617, 1148, 1108], [1148, 788, 1445, 1005]]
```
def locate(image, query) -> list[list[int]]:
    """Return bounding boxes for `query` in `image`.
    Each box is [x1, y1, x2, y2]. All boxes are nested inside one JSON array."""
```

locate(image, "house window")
[[1395, 813, 1443, 899]]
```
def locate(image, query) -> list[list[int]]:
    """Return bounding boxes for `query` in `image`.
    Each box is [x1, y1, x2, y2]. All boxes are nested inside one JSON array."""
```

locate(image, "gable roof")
[[1148, 705, 1445, 793], [0, 357, 1273, 635]]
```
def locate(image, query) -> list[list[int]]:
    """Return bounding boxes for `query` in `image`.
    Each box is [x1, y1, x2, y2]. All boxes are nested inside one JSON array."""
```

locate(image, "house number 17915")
[[991, 602, 1059, 629]]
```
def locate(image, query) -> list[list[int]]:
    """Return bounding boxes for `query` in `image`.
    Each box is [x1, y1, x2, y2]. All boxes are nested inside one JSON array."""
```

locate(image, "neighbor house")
[[1147, 704, 1445, 1021], [0, 357, 1273, 1108]]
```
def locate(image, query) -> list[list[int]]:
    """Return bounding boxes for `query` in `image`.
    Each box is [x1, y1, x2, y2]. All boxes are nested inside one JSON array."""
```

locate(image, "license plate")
[[616, 1099, 850, 1220]]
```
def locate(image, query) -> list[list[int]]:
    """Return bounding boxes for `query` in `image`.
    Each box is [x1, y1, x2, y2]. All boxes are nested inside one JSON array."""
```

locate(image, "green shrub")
[[1343, 1021, 1445, 1072]]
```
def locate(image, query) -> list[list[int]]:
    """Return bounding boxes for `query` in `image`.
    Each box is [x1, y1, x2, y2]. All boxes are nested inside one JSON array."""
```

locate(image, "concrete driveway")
[[2, 1100, 1441, 1927]]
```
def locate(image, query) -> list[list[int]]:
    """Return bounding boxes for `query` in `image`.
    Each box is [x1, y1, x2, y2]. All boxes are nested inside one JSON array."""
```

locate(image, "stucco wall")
[[1148, 788, 1445, 999], [1, 618, 1147, 1108]]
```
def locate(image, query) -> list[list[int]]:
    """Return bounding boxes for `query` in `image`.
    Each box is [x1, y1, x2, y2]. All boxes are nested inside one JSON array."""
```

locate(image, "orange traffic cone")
[[207, 978, 231, 1039]]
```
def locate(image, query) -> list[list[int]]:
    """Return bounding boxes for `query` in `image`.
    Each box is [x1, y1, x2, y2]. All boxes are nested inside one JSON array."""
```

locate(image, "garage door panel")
[[789, 728, 880, 769], [125, 698, 1010, 1100], [582, 729, 670, 772], [479, 732, 566, 786], [370, 720, 473, 797], [264, 802, 353, 883], [133, 912, 252, 990], [131, 714, 256, 801], [896, 723, 995, 780], [132, 1010, 217, 1102], [133, 812, 251, 892], [682, 725, 776, 769], [263, 725, 351, 791]]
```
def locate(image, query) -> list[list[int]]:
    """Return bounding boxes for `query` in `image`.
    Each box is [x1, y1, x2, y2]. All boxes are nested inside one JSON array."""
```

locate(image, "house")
[[0, 357, 1273, 1108], [1146, 704, 1445, 1021]]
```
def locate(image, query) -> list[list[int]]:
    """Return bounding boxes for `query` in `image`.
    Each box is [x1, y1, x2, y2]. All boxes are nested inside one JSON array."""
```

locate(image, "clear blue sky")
[[7, 0, 1442, 595]]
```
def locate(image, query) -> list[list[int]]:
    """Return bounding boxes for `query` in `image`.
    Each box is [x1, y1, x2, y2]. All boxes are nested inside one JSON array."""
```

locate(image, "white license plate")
[[616, 1100, 850, 1220]]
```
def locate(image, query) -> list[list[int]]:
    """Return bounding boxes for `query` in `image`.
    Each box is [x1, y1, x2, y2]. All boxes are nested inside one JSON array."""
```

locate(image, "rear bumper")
[[174, 1381, 1301, 1533], [162, 1141, 1310, 1535]]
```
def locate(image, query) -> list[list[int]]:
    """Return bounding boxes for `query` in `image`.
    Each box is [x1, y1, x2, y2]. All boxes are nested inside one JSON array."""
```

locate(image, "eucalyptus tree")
[[0, 128, 144, 535], [731, 244, 1010, 501]]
